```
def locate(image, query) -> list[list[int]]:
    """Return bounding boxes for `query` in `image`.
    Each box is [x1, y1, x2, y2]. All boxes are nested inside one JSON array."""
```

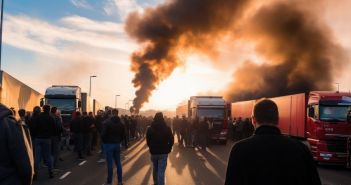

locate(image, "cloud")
[[70, 0, 93, 10], [3, 14, 137, 57], [103, 0, 142, 20]]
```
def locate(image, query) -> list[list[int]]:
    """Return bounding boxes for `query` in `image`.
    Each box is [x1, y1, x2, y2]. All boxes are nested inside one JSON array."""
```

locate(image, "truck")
[[41, 86, 82, 125], [182, 96, 230, 143], [231, 91, 351, 164]]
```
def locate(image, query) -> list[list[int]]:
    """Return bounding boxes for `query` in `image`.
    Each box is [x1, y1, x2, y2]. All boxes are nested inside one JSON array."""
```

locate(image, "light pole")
[[115, 95, 120, 108], [335, 83, 340, 92], [89, 75, 97, 96], [0, 0, 4, 70]]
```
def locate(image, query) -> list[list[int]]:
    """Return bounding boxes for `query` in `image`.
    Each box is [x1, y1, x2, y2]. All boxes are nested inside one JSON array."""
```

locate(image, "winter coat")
[[146, 119, 174, 155], [0, 104, 34, 185], [225, 125, 321, 185], [101, 116, 126, 144], [33, 112, 55, 139]]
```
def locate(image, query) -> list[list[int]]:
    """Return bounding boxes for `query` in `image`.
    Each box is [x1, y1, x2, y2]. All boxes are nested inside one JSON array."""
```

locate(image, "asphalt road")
[[33, 138, 351, 185]]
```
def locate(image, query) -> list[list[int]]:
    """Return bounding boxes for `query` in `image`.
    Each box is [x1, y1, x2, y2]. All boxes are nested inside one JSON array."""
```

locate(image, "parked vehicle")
[[231, 91, 351, 165], [178, 96, 230, 143]]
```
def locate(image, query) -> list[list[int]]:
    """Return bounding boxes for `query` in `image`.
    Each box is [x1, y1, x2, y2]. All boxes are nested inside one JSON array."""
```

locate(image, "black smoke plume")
[[126, 0, 251, 113], [126, 0, 346, 112], [225, 2, 345, 101]]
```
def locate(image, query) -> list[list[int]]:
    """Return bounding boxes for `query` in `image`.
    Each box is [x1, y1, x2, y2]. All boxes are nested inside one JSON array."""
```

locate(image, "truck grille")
[[326, 140, 347, 153]]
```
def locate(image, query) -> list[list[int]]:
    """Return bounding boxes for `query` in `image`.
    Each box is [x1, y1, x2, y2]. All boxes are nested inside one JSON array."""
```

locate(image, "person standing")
[[225, 99, 321, 185], [33, 105, 55, 179], [70, 112, 84, 159], [101, 109, 125, 185], [179, 115, 188, 147], [146, 112, 174, 185], [0, 104, 34, 185], [50, 107, 63, 169]]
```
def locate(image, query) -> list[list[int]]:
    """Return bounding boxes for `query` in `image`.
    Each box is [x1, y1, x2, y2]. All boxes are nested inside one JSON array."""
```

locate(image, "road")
[[33, 139, 351, 185]]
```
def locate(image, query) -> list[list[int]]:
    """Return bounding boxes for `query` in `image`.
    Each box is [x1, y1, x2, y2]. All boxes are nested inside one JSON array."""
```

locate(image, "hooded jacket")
[[146, 113, 174, 155], [101, 116, 126, 144], [0, 104, 34, 185], [225, 125, 321, 185]]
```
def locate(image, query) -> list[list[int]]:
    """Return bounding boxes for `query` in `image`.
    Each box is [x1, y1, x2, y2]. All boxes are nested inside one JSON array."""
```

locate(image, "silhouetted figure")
[[101, 109, 125, 185], [70, 112, 84, 159], [33, 105, 55, 179], [146, 112, 174, 185], [225, 99, 321, 185], [0, 104, 34, 185]]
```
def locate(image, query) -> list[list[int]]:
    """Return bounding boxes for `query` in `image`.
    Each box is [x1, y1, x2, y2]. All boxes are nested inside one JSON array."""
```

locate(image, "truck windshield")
[[47, 99, 75, 111], [198, 108, 224, 119], [319, 106, 350, 122]]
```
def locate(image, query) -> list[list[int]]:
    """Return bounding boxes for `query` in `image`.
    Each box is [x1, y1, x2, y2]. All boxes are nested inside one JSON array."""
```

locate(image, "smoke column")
[[225, 2, 346, 101], [126, 0, 250, 113], [126, 0, 346, 112]]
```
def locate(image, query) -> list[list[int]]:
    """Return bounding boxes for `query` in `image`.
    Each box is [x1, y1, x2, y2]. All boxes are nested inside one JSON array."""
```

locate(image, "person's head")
[[112, 109, 119, 117], [33, 106, 41, 114], [51, 106, 57, 114], [43, 105, 51, 113], [18, 109, 26, 118], [88, 112, 93, 117], [76, 111, 81, 117], [154, 112, 164, 122], [252, 99, 279, 126], [82, 112, 88, 116]]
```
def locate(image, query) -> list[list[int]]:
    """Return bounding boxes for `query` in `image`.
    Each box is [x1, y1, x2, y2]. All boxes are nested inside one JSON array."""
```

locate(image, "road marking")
[[79, 160, 87, 166], [59, 171, 71, 180]]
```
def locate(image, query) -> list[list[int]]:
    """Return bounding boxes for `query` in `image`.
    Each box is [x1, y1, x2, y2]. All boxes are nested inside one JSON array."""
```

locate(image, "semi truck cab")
[[41, 85, 82, 125], [307, 92, 351, 163], [188, 96, 229, 143]]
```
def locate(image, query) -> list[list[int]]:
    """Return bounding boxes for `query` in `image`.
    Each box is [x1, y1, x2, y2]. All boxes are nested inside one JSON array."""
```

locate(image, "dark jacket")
[[0, 104, 33, 185], [33, 112, 55, 139], [225, 125, 321, 185], [146, 119, 174, 155], [52, 115, 64, 137], [70, 116, 82, 134], [102, 116, 126, 144]]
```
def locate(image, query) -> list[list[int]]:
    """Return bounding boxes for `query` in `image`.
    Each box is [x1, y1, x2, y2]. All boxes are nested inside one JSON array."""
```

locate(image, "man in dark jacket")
[[0, 104, 34, 185], [146, 112, 174, 185], [101, 109, 125, 185], [50, 107, 63, 169], [33, 104, 55, 179], [225, 99, 321, 185], [70, 112, 84, 159]]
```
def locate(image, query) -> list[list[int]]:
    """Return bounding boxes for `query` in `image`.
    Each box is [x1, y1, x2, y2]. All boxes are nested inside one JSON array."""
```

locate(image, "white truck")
[[41, 86, 83, 125], [188, 96, 230, 143]]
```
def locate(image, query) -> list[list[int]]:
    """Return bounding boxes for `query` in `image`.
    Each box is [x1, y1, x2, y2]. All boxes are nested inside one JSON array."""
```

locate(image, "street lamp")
[[115, 95, 120, 108], [89, 75, 97, 96], [335, 83, 340, 92], [0, 0, 5, 70]]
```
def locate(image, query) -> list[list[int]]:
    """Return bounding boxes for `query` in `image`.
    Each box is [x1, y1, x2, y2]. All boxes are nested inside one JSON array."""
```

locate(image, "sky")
[[1, 0, 351, 111]]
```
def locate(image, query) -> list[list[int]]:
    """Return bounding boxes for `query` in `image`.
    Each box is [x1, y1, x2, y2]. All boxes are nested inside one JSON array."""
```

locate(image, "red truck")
[[231, 91, 351, 164]]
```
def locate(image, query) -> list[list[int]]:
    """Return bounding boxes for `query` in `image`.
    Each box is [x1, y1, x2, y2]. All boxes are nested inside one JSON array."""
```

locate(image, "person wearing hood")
[[101, 109, 126, 185], [146, 112, 174, 185], [0, 104, 34, 185]]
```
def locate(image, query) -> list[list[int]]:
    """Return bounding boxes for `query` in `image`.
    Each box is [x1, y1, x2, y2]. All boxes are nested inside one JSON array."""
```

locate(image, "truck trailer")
[[182, 96, 230, 143], [231, 91, 351, 164]]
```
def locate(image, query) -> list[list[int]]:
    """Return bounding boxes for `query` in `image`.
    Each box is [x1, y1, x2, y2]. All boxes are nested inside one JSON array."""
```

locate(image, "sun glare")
[[142, 55, 232, 111]]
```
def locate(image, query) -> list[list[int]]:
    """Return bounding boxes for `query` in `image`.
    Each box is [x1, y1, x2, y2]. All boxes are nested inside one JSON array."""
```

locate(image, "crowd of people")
[[172, 115, 212, 150], [0, 99, 325, 185]]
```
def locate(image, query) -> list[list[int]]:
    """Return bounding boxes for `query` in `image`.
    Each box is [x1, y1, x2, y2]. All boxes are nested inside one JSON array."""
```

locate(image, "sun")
[[141, 54, 232, 111]]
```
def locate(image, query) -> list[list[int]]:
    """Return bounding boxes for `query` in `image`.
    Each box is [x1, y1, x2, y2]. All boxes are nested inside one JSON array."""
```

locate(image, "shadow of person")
[[169, 145, 187, 175]]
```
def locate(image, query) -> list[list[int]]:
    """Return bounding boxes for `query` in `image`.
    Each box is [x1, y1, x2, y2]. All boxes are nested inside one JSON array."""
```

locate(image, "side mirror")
[[308, 107, 315, 118], [40, 98, 44, 107], [78, 101, 82, 108]]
